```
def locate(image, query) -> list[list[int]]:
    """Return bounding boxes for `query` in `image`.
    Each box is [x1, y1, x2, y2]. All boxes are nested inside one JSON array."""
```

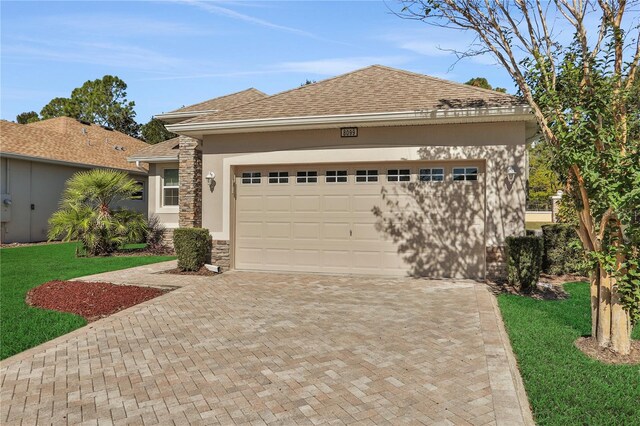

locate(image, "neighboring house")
[[0, 117, 149, 243], [129, 66, 537, 279]]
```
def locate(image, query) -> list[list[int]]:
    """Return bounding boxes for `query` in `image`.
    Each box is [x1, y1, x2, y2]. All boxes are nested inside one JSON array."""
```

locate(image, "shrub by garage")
[[541, 224, 587, 275], [173, 228, 212, 271], [506, 236, 543, 293]]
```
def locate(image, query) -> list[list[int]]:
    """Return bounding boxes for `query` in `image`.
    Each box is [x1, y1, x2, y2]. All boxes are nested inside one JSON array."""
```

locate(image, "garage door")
[[234, 162, 485, 278]]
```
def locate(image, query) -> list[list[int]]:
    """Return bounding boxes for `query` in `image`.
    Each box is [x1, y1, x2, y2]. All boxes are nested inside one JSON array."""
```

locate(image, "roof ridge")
[[374, 65, 516, 98], [179, 65, 386, 125], [171, 87, 267, 113]]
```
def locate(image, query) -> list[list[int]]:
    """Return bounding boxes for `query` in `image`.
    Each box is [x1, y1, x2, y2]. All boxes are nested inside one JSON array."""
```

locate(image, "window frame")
[[131, 180, 145, 201], [355, 169, 379, 183], [452, 167, 479, 181], [268, 171, 289, 184], [241, 171, 262, 185], [419, 167, 445, 182], [296, 170, 318, 184], [162, 168, 179, 207], [387, 168, 411, 182], [325, 170, 348, 184]]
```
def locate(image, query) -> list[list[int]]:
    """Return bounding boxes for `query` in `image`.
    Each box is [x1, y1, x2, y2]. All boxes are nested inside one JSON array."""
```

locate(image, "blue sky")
[[1, 0, 515, 124]]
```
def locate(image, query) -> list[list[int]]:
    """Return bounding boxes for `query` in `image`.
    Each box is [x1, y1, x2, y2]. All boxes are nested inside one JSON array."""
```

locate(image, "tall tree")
[[15, 111, 40, 124], [141, 117, 177, 144], [39, 76, 141, 138], [400, 0, 640, 354], [464, 77, 507, 93]]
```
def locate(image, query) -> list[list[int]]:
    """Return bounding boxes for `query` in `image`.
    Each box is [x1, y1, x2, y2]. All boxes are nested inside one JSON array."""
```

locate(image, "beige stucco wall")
[[191, 121, 526, 247], [0, 157, 147, 243], [148, 162, 179, 228], [525, 211, 553, 223]]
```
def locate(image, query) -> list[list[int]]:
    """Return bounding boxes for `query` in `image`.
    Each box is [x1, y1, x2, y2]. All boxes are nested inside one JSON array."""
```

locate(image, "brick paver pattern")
[[1, 267, 531, 425]]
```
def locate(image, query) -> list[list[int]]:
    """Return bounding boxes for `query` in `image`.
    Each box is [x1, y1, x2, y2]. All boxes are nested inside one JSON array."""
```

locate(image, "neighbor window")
[[452, 167, 479, 181], [326, 170, 347, 183], [241, 172, 261, 184], [296, 171, 317, 183], [356, 169, 378, 183], [268, 171, 289, 184], [387, 169, 411, 182], [163, 169, 179, 206], [419, 168, 445, 182], [131, 181, 144, 200]]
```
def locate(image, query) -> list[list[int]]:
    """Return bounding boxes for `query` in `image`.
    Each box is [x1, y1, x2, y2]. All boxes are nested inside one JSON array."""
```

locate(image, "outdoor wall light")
[[507, 166, 517, 182], [205, 171, 216, 185]]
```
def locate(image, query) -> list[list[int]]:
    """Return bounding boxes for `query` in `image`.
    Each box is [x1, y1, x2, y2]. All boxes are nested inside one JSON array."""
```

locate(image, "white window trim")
[[325, 170, 348, 184], [387, 168, 411, 183], [355, 169, 379, 184], [452, 166, 479, 182], [241, 171, 262, 185], [268, 171, 289, 184], [296, 171, 318, 184], [419, 167, 445, 183], [157, 167, 179, 212]]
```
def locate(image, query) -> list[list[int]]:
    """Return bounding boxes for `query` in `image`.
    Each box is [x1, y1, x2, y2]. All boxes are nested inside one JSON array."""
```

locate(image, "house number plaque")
[[340, 127, 358, 137]]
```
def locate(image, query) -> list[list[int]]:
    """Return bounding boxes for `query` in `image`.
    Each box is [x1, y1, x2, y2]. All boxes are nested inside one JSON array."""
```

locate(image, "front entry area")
[[233, 161, 486, 278]]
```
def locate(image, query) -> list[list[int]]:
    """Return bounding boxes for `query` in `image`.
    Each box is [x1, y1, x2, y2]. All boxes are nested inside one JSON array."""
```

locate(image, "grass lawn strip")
[[498, 282, 640, 425], [0, 242, 174, 360]]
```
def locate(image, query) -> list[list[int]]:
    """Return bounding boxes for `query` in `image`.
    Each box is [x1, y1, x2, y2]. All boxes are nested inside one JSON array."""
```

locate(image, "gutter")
[[166, 106, 535, 136], [0, 152, 148, 175], [127, 155, 179, 163]]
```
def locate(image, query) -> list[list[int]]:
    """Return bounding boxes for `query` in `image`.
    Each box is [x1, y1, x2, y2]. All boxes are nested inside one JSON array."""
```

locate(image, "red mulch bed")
[[27, 281, 167, 321]]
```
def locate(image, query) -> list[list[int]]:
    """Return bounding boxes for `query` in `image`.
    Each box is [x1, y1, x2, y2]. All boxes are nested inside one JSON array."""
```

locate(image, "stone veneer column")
[[178, 135, 202, 228]]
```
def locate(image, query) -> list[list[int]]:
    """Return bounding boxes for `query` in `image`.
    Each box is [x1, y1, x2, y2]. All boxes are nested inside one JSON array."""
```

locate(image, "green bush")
[[506, 236, 543, 293], [541, 224, 587, 275], [173, 228, 212, 271]]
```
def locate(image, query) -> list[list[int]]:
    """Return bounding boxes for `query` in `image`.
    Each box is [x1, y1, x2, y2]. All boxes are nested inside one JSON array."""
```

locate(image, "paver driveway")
[[1, 267, 532, 425]]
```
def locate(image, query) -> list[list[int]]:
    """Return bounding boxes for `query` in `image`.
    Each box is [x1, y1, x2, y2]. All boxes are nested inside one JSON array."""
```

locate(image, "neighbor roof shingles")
[[185, 65, 524, 125], [1, 117, 149, 173], [169, 88, 268, 114], [128, 137, 180, 161]]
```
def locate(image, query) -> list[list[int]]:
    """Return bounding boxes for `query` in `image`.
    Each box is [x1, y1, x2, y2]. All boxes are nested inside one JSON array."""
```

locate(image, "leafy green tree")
[[48, 169, 147, 256], [527, 142, 560, 210], [141, 117, 177, 144], [464, 77, 507, 93], [40, 76, 141, 138], [400, 0, 640, 354], [15, 111, 40, 124]]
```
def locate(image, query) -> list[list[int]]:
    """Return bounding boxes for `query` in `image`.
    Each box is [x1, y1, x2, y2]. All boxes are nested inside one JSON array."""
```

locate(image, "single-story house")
[[129, 65, 537, 279], [0, 117, 149, 243]]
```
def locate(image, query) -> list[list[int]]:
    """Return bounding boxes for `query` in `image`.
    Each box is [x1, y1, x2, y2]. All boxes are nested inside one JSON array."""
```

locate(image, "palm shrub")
[[48, 169, 147, 256]]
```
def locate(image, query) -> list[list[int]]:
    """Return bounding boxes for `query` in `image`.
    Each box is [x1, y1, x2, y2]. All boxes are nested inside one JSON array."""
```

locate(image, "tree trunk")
[[591, 266, 632, 355]]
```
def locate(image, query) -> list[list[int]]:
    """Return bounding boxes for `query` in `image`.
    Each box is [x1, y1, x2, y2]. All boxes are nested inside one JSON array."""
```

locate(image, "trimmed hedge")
[[173, 228, 212, 271], [506, 236, 543, 293], [541, 224, 585, 275]]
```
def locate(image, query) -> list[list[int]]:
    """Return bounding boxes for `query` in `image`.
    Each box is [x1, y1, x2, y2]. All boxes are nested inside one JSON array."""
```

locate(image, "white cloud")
[[2, 37, 190, 73]]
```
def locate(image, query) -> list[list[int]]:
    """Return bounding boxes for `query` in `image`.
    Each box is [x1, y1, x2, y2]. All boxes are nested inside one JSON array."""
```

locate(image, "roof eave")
[[127, 155, 179, 163], [166, 106, 535, 138], [0, 152, 148, 175], [155, 109, 219, 124]]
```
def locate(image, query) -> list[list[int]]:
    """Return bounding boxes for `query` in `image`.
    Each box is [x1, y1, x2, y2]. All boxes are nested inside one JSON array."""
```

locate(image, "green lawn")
[[0, 243, 174, 360], [498, 282, 640, 425], [525, 221, 553, 231]]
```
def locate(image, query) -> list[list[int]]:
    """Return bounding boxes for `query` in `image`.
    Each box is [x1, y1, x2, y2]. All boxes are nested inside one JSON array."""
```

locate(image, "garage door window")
[[268, 171, 289, 184], [419, 168, 444, 182], [387, 169, 411, 182], [241, 172, 261, 184], [163, 169, 179, 206], [356, 169, 378, 183], [296, 171, 318, 183], [453, 167, 478, 181], [326, 170, 348, 183]]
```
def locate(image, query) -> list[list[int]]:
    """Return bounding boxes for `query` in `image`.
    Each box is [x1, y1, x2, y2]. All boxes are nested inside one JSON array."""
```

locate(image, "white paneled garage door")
[[234, 162, 485, 278]]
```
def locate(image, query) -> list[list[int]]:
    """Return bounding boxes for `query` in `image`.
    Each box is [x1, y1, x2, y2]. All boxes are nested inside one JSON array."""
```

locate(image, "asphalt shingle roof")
[[128, 137, 180, 161], [170, 88, 267, 114], [1, 117, 149, 173], [184, 65, 524, 125]]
